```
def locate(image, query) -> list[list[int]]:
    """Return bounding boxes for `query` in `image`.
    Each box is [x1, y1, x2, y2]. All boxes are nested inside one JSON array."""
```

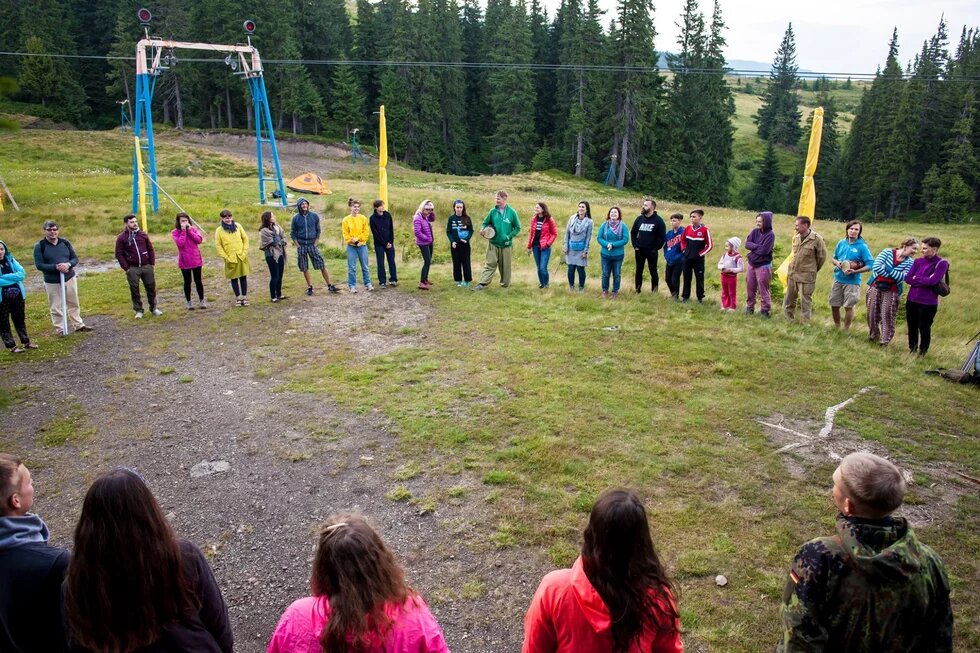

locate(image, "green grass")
[[0, 124, 976, 651]]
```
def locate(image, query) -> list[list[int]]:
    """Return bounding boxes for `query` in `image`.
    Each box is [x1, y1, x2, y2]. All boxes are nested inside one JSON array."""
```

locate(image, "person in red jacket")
[[527, 202, 558, 289], [681, 209, 713, 304], [114, 214, 161, 319], [522, 489, 683, 653]]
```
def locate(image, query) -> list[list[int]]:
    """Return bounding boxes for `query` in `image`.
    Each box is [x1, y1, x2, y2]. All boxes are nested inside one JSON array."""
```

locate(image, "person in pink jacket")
[[522, 489, 683, 653], [171, 212, 207, 309], [267, 514, 450, 653]]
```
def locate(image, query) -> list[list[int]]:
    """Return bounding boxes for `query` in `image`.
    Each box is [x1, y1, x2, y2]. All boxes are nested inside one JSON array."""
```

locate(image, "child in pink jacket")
[[717, 236, 744, 311], [267, 515, 449, 653]]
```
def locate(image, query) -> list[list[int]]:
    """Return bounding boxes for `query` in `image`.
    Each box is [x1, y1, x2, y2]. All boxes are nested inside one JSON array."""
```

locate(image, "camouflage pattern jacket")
[[776, 514, 952, 652]]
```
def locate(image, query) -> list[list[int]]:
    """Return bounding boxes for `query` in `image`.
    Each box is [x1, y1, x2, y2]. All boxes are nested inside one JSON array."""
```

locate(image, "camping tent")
[[286, 172, 331, 195]]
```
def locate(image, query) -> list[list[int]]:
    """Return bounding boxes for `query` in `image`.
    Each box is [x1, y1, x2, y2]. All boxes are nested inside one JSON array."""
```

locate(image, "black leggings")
[[230, 276, 248, 297], [418, 244, 433, 283], [266, 256, 285, 299], [181, 267, 204, 301], [0, 291, 30, 349], [906, 300, 938, 354]]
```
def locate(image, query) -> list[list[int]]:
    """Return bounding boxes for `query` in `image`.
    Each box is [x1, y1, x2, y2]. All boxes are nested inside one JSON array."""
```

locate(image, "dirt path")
[[0, 289, 545, 652]]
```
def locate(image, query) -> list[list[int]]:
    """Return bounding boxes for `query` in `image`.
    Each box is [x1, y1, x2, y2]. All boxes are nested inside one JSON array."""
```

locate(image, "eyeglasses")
[[45, 227, 59, 231]]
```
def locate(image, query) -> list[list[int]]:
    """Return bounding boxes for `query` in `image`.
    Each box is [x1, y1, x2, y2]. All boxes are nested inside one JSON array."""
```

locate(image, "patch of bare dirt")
[[760, 389, 975, 528], [0, 289, 547, 652]]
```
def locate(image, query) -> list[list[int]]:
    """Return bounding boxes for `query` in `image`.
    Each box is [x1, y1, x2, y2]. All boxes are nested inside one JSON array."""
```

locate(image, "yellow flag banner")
[[378, 105, 389, 209], [779, 107, 824, 289], [133, 136, 148, 232]]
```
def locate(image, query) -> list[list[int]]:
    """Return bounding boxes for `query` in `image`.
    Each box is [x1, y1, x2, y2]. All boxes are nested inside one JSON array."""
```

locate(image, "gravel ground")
[[0, 287, 549, 652]]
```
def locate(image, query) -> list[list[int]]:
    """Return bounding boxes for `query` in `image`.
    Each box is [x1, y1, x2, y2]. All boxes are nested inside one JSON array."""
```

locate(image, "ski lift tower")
[[131, 9, 286, 212]]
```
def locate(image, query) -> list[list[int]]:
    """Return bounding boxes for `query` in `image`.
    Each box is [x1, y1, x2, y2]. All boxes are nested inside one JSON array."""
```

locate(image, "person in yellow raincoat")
[[214, 209, 251, 306]]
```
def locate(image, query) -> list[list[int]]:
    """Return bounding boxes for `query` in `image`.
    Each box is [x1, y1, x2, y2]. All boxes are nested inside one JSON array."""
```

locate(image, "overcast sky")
[[539, 0, 980, 74]]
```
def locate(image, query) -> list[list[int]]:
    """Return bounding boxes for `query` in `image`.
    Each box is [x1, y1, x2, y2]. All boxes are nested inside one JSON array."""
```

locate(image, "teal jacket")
[[596, 221, 630, 260], [481, 205, 521, 248], [0, 246, 27, 306]]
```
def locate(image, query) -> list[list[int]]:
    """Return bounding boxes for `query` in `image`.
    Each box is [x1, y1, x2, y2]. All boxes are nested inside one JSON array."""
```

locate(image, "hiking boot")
[[76, 325, 94, 332], [306, 285, 314, 296], [610, 291, 618, 300], [760, 309, 770, 318], [745, 307, 755, 314], [601, 291, 608, 299], [327, 285, 340, 294]]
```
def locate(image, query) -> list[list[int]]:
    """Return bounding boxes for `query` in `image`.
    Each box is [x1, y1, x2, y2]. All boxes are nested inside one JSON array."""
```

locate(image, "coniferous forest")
[[0, 0, 978, 221]]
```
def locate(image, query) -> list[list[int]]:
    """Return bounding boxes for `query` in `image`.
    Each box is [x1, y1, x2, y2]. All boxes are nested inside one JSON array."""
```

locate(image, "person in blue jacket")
[[829, 220, 875, 330], [0, 241, 37, 353], [596, 207, 630, 299], [663, 213, 686, 300]]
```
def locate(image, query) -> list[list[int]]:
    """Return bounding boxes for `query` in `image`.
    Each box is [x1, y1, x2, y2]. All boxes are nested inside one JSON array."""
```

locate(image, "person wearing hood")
[[522, 489, 682, 653], [0, 241, 38, 353], [777, 452, 952, 652], [663, 213, 686, 300], [829, 220, 875, 330], [214, 209, 251, 306], [115, 214, 161, 319], [744, 211, 775, 317], [0, 453, 71, 652], [289, 198, 339, 296], [716, 237, 744, 311], [630, 198, 666, 294]]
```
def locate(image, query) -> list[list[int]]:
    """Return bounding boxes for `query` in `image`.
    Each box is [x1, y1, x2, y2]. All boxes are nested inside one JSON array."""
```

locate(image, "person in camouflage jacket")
[[776, 452, 953, 652]]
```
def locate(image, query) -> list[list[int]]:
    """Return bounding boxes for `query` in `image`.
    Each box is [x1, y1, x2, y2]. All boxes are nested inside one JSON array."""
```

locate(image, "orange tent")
[[286, 172, 331, 195]]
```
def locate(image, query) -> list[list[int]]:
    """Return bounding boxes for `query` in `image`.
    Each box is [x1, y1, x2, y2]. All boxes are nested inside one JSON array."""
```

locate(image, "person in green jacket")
[[473, 190, 521, 290]]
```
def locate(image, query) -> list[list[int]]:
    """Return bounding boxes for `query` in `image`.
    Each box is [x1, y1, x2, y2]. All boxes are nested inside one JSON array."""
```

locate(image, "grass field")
[[0, 127, 977, 652]]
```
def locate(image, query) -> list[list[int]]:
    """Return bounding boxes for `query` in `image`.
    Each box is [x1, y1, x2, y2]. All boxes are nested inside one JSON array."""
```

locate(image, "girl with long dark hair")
[[268, 514, 449, 653], [526, 202, 557, 289], [171, 212, 207, 309], [259, 211, 288, 302], [563, 201, 593, 292], [0, 240, 38, 353], [446, 199, 473, 286], [523, 489, 682, 653], [64, 468, 233, 653]]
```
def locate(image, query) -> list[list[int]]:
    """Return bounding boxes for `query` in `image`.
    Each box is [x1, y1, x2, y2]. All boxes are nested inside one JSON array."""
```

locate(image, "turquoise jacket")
[[832, 237, 874, 285], [596, 221, 630, 260], [0, 245, 27, 306]]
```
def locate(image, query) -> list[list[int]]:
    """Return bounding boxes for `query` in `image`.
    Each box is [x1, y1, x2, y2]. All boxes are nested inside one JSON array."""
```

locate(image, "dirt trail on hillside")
[[0, 289, 545, 653]]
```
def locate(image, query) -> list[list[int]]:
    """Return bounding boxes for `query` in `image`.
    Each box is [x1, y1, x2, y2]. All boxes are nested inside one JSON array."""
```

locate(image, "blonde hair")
[[838, 452, 906, 518], [415, 199, 434, 216]]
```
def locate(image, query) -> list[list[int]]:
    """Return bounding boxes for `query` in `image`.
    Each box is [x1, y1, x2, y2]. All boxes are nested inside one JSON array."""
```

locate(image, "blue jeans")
[[601, 257, 623, 292], [567, 264, 586, 289], [532, 245, 551, 287], [346, 245, 370, 287]]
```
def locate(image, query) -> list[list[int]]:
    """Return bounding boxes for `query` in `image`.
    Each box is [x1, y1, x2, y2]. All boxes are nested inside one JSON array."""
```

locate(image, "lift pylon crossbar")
[[131, 36, 287, 213]]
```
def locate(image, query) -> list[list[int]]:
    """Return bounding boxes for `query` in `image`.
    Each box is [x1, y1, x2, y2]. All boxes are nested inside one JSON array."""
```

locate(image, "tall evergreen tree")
[[486, 0, 536, 173], [921, 90, 977, 221], [744, 140, 787, 211], [329, 63, 364, 137], [755, 23, 802, 146], [460, 0, 492, 171]]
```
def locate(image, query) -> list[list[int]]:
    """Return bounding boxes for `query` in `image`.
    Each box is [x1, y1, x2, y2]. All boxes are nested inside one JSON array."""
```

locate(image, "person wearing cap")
[[114, 214, 161, 319], [776, 452, 952, 652], [716, 236, 744, 311], [474, 190, 521, 290], [0, 453, 71, 653], [33, 220, 92, 335], [289, 198, 339, 296]]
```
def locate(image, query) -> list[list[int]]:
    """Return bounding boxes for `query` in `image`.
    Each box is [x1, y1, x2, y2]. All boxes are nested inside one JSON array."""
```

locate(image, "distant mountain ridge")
[[656, 53, 814, 75]]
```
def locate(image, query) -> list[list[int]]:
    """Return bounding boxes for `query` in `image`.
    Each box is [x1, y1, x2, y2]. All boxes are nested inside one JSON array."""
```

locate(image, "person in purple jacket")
[[171, 212, 207, 309], [413, 200, 436, 290], [904, 237, 949, 356], [744, 211, 775, 317]]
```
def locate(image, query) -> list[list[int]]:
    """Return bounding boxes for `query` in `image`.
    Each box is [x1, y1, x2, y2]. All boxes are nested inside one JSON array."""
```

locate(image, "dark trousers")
[[0, 291, 30, 349], [682, 257, 705, 301], [906, 300, 939, 354], [451, 242, 472, 282], [634, 248, 659, 292], [418, 244, 433, 282], [126, 265, 157, 311], [665, 262, 682, 298], [374, 245, 398, 284], [181, 267, 204, 301], [567, 264, 586, 289], [230, 276, 248, 296], [266, 256, 285, 299]]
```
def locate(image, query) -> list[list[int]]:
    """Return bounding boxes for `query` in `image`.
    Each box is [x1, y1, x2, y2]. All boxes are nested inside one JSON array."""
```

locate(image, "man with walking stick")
[[33, 221, 92, 335]]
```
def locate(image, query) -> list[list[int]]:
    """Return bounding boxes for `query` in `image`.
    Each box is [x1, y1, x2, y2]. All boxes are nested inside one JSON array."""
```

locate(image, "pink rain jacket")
[[267, 595, 450, 653], [522, 557, 683, 653]]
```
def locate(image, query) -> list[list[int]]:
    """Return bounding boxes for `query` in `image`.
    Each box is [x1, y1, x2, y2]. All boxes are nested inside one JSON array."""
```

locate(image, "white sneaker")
[[151, 308, 163, 316], [349, 287, 358, 294], [135, 311, 143, 319], [366, 284, 374, 292]]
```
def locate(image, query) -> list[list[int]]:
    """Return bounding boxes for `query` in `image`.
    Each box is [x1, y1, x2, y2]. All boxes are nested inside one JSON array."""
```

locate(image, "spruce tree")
[[461, 0, 491, 171], [921, 90, 977, 222], [755, 23, 802, 146], [744, 140, 787, 211], [329, 63, 364, 138], [487, 0, 536, 173]]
